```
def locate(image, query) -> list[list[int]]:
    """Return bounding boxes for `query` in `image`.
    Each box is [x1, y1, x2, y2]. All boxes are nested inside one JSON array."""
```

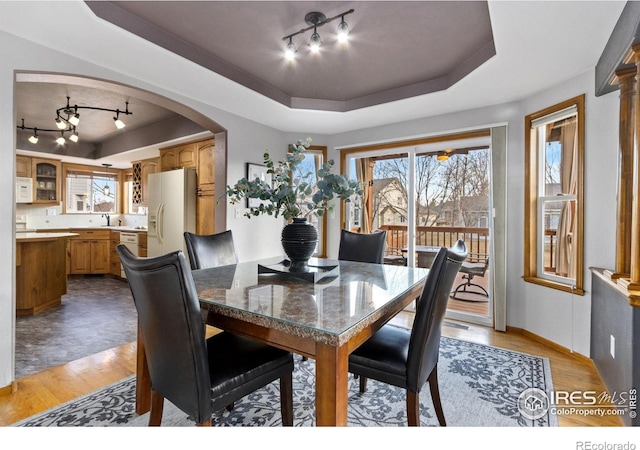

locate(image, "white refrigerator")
[[147, 168, 197, 260]]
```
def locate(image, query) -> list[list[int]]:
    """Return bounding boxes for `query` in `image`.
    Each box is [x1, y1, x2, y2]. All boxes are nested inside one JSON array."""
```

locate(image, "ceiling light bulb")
[[55, 117, 67, 129], [28, 133, 39, 144], [437, 153, 449, 162], [103, 185, 110, 196], [69, 113, 80, 126], [285, 39, 297, 61], [309, 28, 321, 53], [69, 131, 79, 143], [114, 117, 126, 129], [337, 18, 350, 43], [56, 135, 66, 145]]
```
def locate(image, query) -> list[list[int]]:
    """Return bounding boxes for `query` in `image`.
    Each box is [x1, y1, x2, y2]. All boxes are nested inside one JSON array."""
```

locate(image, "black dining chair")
[[348, 240, 468, 426], [338, 229, 387, 264], [116, 244, 294, 426], [184, 230, 238, 270]]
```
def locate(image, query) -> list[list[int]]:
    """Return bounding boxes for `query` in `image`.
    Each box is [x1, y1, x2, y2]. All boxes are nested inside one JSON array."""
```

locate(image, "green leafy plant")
[[227, 138, 362, 220]]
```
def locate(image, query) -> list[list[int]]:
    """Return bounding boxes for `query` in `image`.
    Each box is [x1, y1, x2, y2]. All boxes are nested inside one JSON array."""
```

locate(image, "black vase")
[[281, 218, 318, 272]]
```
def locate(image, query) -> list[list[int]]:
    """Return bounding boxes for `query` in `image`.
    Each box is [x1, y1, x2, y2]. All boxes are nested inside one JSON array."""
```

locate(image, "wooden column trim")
[[630, 47, 640, 288], [614, 68, 635, 277]]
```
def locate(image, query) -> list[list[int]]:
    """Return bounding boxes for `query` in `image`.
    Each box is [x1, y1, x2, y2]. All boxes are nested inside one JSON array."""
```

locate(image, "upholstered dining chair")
[[184, 230, 238, 270], [117, 244, 294, 426], [337, 229, 387, 264], [348, 240, 468, 426]]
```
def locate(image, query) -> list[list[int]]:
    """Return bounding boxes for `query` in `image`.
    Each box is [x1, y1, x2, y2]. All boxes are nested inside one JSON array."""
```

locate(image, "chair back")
[[406, 240, 468, 392], [117, 244, 212, 423], [184, 230, 238, 270], [338, 229, 387, 264]]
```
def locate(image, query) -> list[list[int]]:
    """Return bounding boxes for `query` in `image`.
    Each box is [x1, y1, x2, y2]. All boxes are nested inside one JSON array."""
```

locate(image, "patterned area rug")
[[14, 336, 557, 427]]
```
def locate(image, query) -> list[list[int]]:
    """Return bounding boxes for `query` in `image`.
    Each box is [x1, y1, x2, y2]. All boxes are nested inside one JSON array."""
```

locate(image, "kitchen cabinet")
[[69, 229, 110, 274], [159, 137, 216, 234], [16, 233, 75, 315], [109, 231, 121, 276], [32, 157, 61, 204], [159, 142, 197, 171], [139, 158, 159, 206], [138, 232, 147, 257], [16, 155, 32, 177], [196, 139, 215, 235]]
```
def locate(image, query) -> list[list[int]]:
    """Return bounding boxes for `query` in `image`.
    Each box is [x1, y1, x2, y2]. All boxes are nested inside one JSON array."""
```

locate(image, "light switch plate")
[[610, 335, 615, 358]]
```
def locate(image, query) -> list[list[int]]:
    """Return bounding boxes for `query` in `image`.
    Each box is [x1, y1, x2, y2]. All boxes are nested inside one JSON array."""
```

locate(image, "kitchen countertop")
[[24, 226, 147, 233], [16, 232, 79, 242]]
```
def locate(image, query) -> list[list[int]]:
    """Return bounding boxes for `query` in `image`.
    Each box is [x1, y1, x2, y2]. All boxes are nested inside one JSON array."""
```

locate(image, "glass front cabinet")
[[32, 158, 61, 204]]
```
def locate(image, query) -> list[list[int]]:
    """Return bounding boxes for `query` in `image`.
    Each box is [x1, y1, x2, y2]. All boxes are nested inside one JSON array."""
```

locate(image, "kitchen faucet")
[[102, 213, 111, 227]]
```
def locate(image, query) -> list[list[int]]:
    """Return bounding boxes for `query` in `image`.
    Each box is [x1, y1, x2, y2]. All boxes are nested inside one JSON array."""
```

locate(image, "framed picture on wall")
[[246, 163, 272, 208]]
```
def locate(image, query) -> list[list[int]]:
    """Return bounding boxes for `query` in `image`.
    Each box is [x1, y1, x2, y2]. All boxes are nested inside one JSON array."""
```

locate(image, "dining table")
[[133, 256, 429, 426], [402, 245, 441, 268]]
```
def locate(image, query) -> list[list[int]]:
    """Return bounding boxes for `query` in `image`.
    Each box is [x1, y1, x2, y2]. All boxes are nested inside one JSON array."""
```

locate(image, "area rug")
[[14, 336, 557, 427]]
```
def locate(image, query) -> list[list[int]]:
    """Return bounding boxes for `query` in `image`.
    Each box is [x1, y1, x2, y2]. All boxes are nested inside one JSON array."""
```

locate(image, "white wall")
[[0, 30, 290, 387], [325, 70, 619, 356], [0, 8, 621, 388], [516, 71, 619, 356]]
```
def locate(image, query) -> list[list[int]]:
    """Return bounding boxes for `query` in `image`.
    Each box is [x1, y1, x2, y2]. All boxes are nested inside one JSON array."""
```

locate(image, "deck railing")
[[379, 225, 490, 263], [378, 224, 557, 271]]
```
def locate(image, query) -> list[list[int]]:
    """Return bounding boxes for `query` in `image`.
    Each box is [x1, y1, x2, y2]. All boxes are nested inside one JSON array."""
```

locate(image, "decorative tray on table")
[[257, 259, 340, 283]]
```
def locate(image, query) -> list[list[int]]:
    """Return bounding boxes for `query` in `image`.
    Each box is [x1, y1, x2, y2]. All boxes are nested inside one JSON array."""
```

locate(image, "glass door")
[[344, 133, 494, 326]]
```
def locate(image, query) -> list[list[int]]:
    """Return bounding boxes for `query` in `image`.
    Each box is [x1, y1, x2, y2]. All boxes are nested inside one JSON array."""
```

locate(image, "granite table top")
[[192, 256, 429, 346]]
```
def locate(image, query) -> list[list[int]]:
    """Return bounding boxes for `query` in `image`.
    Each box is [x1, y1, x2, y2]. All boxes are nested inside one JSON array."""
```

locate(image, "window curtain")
[[555, 118, 578, 278], [356, 158, 372, 233]]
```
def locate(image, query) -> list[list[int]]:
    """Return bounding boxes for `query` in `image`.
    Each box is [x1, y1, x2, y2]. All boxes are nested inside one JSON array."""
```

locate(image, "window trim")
[[524, 94, 585, 295], [62, 162, 121, 214]]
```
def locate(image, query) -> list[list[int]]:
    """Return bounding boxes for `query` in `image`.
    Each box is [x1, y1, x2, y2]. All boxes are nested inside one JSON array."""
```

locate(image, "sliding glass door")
[[343, 131, 495, 326]]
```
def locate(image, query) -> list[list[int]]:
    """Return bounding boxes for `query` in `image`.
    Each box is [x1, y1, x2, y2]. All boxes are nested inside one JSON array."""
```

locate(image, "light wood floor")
[[0, 315, 623, 427]]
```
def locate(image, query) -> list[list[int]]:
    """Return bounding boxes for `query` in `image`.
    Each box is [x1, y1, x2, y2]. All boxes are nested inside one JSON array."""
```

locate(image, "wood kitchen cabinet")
[[69, 229, 110, 274], [109, 231, 121, 276], [16, 155, 32, 177], [138, 232, 147, 257], [196, 139, 215, 235], [159, 142, 197, 171], [139, 158, 158, 206], [159, 137, 216, 235], [32, 157, 61, 204]]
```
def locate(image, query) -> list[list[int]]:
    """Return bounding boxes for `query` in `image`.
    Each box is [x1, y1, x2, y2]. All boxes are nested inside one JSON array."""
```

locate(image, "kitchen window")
[[63, 164, 118, 214], [524, 95, 585, 294]]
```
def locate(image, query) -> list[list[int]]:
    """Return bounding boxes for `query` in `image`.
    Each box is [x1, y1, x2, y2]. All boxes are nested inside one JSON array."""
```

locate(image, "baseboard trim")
[[506, 325, 593, 365], [0, 381, 17, 396]]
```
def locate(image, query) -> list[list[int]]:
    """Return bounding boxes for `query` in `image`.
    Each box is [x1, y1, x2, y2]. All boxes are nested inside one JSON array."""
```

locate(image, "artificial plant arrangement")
[[226, 138, 362, 220]]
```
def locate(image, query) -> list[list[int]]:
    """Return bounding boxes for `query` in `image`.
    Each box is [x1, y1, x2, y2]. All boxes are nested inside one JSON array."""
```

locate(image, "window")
[[524, 95, 584, 294], [291, 146, 328, 257], [64, 164, 118, 214]]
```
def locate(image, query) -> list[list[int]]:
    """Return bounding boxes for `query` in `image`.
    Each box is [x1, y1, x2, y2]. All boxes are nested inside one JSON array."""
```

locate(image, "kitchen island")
[[16, 232, 77, 315]]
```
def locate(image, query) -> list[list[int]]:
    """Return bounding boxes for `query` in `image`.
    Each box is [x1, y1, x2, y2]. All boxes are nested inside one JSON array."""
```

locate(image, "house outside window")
[[524, 95, 585, 294], [64, 164, 118, 214]]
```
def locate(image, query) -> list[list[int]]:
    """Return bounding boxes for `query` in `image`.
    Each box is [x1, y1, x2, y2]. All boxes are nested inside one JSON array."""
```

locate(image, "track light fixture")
[[282, 9, 354, 59], [16, 96, 132, 145], [28, 129, 39, 144]]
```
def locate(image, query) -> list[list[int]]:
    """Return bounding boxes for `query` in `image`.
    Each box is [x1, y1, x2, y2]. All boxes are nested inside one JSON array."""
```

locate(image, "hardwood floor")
[[0, 316, 623, 427]]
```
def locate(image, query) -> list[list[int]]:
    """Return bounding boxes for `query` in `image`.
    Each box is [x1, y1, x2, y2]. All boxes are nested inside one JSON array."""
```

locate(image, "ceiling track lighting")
[[282, 9, 354, 59], [17, 118, 76, 145], [16, 96, 132, 145]]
